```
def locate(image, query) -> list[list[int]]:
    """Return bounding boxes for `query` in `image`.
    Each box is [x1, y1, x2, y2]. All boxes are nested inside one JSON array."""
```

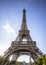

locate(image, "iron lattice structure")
[[2, 9, 43, 65]]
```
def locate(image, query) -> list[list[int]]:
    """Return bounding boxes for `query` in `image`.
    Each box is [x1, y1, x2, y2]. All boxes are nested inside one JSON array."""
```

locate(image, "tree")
[[37, 55, 46, 65], [42, 55, 46, 65], [37, 57, 43, 65]]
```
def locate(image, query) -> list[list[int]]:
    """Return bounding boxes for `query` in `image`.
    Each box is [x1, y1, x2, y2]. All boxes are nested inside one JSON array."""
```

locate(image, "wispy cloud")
[[3, 21, 15, 38]]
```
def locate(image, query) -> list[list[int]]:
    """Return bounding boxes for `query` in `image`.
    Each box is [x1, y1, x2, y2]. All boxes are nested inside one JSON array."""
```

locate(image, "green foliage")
[[37, 55, 46, 65], [37, 58, 43, 65], [16, 61, 20, 65], [42, 55, 46, 65]]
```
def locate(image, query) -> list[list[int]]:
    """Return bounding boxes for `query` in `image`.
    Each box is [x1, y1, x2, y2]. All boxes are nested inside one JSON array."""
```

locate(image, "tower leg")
[[12, 53, 18, 62], [30, 55, 32, 65]]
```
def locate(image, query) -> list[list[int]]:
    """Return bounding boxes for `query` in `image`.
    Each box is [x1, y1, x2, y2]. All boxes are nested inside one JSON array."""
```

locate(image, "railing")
[[11, 41, 36, 47]]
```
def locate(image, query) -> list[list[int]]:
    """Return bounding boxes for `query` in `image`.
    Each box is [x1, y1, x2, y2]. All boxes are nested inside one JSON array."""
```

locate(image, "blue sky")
[[0, 0, 46, 62]]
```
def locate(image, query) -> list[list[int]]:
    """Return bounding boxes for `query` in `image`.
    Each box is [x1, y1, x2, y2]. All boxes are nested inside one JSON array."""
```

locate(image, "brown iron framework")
[[2, 9, 43, 65]]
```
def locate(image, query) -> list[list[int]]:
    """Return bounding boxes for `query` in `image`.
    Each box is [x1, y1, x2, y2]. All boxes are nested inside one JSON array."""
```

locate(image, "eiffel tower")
[[2, 9, 43, 65]]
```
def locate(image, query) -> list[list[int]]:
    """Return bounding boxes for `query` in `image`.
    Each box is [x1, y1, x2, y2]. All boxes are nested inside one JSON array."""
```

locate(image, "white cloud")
[[0, 42, 11, 56], [3, 22, 15, 37], [17, 55, 30, 63]]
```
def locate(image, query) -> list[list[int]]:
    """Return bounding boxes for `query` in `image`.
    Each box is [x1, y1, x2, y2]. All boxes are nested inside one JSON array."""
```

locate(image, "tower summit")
[[23, 9, 26, 21], [21, 9, 28, 30]]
